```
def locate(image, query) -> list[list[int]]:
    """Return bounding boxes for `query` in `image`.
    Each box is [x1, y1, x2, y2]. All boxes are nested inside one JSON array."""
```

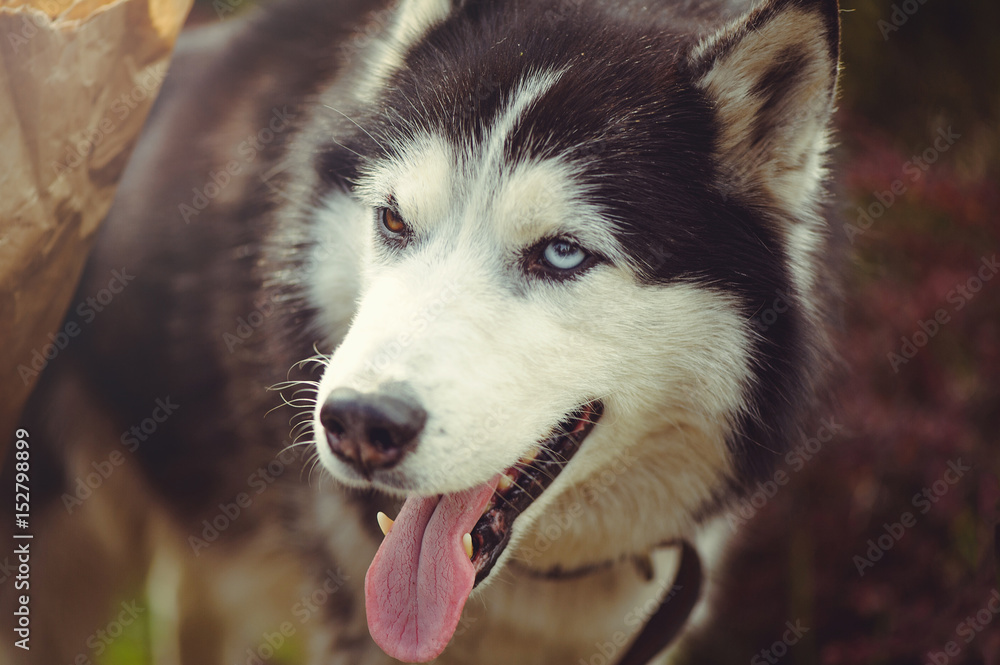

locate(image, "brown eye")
[[380, 207, 408, 235]]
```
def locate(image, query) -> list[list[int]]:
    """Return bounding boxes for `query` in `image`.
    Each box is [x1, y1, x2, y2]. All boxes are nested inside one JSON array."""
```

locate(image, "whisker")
[[490, 489, 521, 513], [291, 420, 314, 435], [305, 453, 323, 485], [281, 399, 315, 407], [323, 104, 389, 153], [513, 461, 559, 483]]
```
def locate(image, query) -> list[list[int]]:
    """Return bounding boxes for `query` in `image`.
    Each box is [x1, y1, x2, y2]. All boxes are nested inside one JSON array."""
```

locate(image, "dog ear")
[[689, 0, 841, 213], [390, 0, 464, 43]]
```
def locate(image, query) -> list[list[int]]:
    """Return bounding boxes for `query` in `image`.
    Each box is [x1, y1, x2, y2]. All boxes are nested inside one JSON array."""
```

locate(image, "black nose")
[[320, 387, 426, 475]]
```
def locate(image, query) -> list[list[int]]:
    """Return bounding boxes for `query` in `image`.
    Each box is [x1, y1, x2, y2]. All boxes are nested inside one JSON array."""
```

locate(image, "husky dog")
[[8, 0, 841, 663]]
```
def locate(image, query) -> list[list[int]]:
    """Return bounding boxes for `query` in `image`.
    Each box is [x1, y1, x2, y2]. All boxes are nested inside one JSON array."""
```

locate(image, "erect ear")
[[390, 0, 464, 43], [352, 0, 466, 100], [689, 0, 841, 214]]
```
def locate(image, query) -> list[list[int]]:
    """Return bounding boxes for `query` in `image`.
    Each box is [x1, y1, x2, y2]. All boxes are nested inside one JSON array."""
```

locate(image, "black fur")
[[297, 0, 840, 488], [10, 0, 841, 661]]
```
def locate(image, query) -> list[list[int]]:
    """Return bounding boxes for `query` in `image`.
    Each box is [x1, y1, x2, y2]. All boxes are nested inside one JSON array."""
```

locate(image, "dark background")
[[684, 2, 1000, 664]]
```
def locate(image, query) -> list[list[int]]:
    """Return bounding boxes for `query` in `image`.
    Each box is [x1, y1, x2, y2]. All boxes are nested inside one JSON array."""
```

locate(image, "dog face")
[[312, 124, 752, 485], [293, 0, 839, 656], [310, 80, 751, 556]]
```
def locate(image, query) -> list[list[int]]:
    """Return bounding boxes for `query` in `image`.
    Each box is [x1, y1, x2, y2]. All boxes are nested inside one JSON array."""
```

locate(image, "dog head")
[[283, 0, 840, 659]]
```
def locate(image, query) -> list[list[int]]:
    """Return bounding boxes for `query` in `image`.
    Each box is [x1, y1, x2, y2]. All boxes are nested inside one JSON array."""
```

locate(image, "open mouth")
[[364, 400, 604, 663], [469, 400, 604, 585]]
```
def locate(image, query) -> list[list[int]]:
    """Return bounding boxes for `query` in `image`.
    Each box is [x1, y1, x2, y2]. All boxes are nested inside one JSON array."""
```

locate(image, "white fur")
[[299, 1, 837, 662], [309, 67, 753, 574], [307, 194, 371, 346]]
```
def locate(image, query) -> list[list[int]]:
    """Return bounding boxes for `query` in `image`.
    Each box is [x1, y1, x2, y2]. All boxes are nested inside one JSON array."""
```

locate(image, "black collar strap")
[[512, 541, 703, 665], [617, 541, 703, 665]]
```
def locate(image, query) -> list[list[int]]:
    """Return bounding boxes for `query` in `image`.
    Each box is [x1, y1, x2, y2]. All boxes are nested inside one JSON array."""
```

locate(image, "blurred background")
[[684, 2, 1000, 664], [183, 1, 1000, 662], [17, 0, 1000, 663]]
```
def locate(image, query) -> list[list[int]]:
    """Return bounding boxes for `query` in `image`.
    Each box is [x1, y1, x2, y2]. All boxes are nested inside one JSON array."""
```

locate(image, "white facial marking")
[[475, 69, 566, 179], [356, 134, 456, 235], [306, 194, 370, 346], [310, 65, 755, 565], [491, 159, 630, 267]]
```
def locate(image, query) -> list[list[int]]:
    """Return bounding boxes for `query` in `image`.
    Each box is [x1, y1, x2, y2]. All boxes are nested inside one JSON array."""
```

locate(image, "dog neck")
[[618, 542, 702, 665], [511, 541, 703, 665]]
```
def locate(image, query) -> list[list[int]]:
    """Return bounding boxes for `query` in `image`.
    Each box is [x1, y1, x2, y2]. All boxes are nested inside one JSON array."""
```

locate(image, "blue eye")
[[542, 239, 588, 271]]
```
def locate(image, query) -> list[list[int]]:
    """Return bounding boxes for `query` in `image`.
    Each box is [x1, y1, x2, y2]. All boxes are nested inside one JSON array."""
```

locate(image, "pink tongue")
[[365, 477, 498, 663]]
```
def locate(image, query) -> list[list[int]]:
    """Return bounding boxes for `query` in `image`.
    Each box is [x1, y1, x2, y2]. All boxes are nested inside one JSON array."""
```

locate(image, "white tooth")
[[519, 451, 537, 465], [498, 474, 514, 491], [463, 533, 473, 559], [377, 512, 394, 537]]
